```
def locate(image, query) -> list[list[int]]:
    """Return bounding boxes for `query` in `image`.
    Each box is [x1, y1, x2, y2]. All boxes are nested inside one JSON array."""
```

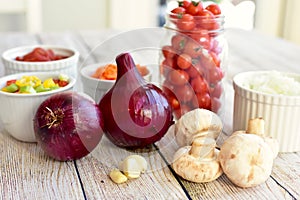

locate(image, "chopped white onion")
[[244, 71, 300, 96]]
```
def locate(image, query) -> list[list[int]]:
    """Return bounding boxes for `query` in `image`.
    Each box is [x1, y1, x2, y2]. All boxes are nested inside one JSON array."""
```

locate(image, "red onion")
[[34, 91, 104, 161], [99, 53, 174, 149]]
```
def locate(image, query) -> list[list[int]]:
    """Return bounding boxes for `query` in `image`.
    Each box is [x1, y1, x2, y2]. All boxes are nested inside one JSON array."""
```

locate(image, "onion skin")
[[99, 53, 174, 149], [34, 91, 104, 161]]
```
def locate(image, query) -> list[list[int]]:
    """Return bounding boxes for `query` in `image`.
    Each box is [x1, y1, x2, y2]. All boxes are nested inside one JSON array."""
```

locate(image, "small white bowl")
[[0, 72, 76, 142], [233, 70, 300, 152], [1, 45, 80, 78], [80, 63, 152, 103]]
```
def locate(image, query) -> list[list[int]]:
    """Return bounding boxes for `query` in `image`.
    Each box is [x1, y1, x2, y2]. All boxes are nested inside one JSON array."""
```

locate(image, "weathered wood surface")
[[0, 28, 300, 200]]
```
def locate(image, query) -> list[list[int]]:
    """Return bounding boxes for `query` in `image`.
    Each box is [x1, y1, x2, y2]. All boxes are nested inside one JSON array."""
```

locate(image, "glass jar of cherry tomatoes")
[[159, 0, 228, 119]]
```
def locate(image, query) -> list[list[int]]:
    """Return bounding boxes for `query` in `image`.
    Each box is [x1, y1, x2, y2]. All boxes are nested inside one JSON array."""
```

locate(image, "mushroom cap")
[[172, 145, 223, 183], [218, 133, 274, 188], [174, 108, 223, 147]]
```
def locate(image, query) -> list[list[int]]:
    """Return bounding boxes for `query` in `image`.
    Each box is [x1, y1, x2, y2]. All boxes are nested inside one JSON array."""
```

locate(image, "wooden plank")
[[272, 152, 300, 199], [156, 126, 294, 200], [75, 136, 188, 200], [0, 33, 91, 199], [225, 28, 300, 79], [0, 131, 84, 200], [0, 32, 86, 200], [74, 30, 189, 199]]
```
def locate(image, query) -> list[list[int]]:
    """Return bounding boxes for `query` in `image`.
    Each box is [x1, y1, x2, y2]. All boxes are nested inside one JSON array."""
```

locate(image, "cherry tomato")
[[174, 84, 195, 103], [160, 60, 171, 77], [209, 51, 221, 67], [183, 39, 202, 58], [171, 7, 186, 18], [177, 53, 192, 70], [210, 39, 221, 54], [174, 104, 192, 119], [171, 7, 186, 14], [171, 34, 187, 52], [161, 57, 178, 77], [168, 95, 180, 110], [211, 97, 221, 113], [162, 45, 176, 59], [205, 4, 221, 15], [197, 9, 214, 18], [194, 92, 211, 110], [168, 69, 190, 86], [210, 82, 223, 98], [166, 56, 178, 69], [197, 10, 219, 30], [178, 0, 191, 9], [177, 14, 196, 31], [189, 29, 211, 50], [191, 75, 209, 93], [207, 66, 223, 84], [199, 52, 215, 71], [162, 80, 176, 96], [186, 1, 203, 15], [185, 64, 203, 78]]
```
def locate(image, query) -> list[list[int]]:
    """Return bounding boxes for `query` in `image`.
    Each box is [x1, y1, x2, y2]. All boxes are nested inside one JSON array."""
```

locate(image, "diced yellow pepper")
[[43, 78, 57, 89], [16, 75, 41, 87]]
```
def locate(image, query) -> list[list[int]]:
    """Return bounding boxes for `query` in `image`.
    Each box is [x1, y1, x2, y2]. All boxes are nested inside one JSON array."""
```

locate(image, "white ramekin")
[[1, 45, 79, 78], [233, 70, 300, 152], [80, 63, 152, 103], [0, 72, 76, 142]]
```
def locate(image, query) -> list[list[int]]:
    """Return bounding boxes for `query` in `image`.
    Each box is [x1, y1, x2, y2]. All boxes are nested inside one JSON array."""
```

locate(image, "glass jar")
[[159, 4, 228, 120]]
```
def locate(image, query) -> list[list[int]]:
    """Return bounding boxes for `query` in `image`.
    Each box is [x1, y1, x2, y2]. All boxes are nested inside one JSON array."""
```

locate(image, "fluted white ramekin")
[[2, 45, 79, 78], [0, 72, 76, 142], [233, 70, 300, 152]]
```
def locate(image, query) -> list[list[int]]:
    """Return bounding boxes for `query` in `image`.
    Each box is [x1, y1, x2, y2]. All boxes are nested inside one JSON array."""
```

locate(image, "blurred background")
[[0, 0, 299, 45]]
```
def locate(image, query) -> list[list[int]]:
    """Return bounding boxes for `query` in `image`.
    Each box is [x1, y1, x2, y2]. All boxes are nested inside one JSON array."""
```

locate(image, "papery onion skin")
[[99, 53, 174, 149], [34, 91, 104, 161]]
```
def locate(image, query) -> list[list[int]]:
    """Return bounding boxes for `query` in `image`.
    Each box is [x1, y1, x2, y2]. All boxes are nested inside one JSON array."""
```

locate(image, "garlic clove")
[[118, 155, 148, 179]]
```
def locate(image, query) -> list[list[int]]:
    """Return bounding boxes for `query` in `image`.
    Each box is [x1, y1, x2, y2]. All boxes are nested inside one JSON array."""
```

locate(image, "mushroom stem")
[[246, 118, 265, 136], [189, 137, 216, 159]]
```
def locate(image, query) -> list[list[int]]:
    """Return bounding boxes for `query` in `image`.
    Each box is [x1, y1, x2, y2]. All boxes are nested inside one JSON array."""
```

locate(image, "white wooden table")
[[0, 28, 299, 200]]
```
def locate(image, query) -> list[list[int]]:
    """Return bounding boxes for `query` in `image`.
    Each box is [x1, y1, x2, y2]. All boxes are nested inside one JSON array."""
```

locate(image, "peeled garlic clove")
[[109, 169, 128, 184], [119, 155, 147, 178]]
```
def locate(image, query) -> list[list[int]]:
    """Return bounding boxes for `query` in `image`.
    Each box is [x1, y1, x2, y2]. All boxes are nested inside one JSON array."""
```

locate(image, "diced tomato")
[[58, 80, 69, 87], [6, 79, 17, 86], [15, 47, 68, 62]]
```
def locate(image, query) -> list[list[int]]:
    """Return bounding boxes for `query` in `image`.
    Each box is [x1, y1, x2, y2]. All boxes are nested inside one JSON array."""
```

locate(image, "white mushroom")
[[218, 118, 278, 188], [174, 108, 223, 147], [246, 118, 279, 158], [172, 137, 223, 183]]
